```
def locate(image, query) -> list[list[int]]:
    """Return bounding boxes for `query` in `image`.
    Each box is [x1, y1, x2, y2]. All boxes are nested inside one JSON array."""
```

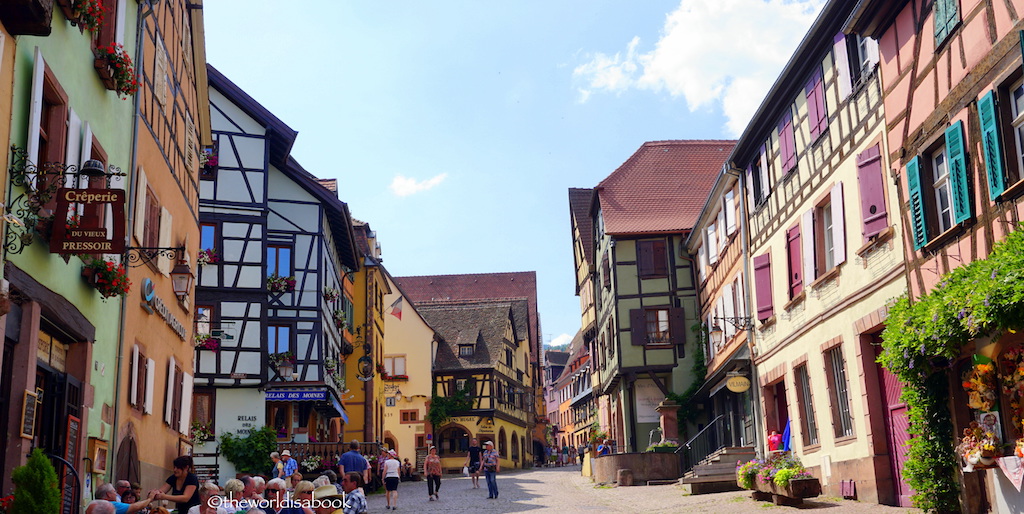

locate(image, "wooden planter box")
[[93, 57, 117, 91], [742, 477, 821, 506]]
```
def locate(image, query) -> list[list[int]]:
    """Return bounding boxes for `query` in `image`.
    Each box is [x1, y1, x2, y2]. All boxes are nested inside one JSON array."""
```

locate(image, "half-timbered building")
[[850, 0, 1024, 510], [191, 66, 359, 483], [584, 140, 734, 452], [417, 299, 533, 472]]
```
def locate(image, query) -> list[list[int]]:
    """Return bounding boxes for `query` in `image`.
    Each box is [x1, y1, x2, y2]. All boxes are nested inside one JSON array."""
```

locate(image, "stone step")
[[677, 476, 744, 495]]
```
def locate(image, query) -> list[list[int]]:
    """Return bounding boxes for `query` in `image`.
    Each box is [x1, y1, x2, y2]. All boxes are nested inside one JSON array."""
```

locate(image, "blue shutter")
[[935, 0, 959, 44], [978, 91, 1006, 201], [945, 121, 972, 224], [906, 156, 929, 250]]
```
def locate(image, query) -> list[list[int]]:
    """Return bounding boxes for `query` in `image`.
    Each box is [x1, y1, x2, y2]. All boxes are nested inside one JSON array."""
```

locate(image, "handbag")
[[462, 466, 469, 476]]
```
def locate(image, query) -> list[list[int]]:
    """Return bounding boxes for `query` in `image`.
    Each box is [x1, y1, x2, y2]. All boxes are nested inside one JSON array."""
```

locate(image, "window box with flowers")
[[324, 358, 344, 386], [194, 333, 220, 352], [82, 258, 130, 299], [199, 148, 218, 180], [197, 249, 219, 266], [323, 287, 340, 303], [94, 43, 138, 97], [269, 351, 295, 369], [57, 0, 104, 32], [267, 273, 296, 294]]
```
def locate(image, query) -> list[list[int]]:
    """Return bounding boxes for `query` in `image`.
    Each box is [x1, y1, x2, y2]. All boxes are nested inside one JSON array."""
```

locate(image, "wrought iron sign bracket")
[[124, 246, 184, 268]]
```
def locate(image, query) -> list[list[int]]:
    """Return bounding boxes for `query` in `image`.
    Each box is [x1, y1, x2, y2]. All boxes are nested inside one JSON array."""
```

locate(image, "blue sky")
[[203, 0, 824, 348]]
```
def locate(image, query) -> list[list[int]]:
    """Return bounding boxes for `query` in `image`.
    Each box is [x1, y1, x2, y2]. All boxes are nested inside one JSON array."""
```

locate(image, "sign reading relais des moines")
[[49, 188, 126, 255]]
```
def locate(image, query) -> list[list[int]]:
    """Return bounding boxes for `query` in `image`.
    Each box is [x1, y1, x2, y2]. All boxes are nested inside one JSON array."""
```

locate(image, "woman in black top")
[[155, 455, 201, 513], [464, 438, 482, 489]]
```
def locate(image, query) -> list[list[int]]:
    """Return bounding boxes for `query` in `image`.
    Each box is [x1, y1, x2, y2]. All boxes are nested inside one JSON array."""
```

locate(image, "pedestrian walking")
[[577, 444, 586, 466], [423, 446, 442, 501], [280, 450, 299, 488], [154, 455, 201, 513], [382, 449, 401, 510], [464, 437, 482, 489], [482, 440, 500, 499]]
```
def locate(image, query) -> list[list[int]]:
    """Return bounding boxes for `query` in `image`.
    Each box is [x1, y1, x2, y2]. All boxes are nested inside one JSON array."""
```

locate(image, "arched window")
[[498, 428, 507, 458], [438, 425, 470, 456], [511, 432, 520, 462]]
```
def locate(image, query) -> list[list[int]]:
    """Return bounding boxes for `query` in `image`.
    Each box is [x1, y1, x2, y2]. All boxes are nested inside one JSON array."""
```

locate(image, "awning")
[[692, 346, 751, 400], [265, 387, 347, 422]]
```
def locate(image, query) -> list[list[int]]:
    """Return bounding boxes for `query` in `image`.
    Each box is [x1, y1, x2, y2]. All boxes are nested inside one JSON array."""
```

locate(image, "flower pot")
[[93, 57, 117, 91], [980, 456, 996, 466]]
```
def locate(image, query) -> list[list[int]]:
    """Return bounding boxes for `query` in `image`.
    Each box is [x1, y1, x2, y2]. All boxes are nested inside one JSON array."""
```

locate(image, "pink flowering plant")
[[736, 452, 812, 489], [267, 273, 296, 293], [197, 248, 219, 266], [194, 333, 220, 351]]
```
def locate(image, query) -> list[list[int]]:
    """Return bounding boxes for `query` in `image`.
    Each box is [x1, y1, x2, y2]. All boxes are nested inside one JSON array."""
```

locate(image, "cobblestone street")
[[364, 466, 922, 513]]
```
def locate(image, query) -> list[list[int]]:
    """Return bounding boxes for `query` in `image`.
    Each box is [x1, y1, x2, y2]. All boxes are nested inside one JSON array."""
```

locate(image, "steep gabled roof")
[[395, 272, 540, 364], [568, 188, 595, 264], [416, 299, 526, 372], [595, 140, 735, 235], [206, 65, 298, 170]]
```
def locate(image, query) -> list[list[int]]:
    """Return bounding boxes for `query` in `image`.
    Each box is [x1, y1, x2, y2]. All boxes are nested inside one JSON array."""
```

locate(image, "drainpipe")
[[111, 0, 155, 481], [733, 165, 764, 459]]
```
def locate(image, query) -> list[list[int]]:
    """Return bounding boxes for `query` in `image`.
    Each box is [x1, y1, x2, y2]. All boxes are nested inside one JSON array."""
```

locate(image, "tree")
[[11, 448, 61, 514]]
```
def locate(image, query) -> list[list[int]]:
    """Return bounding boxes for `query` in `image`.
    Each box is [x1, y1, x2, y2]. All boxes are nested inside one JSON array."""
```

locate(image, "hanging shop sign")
[[49, 188, 126, 255], [726, 375, 752, 393]]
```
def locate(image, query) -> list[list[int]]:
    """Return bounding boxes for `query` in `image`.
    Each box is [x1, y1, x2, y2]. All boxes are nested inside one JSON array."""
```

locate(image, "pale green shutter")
[[978, 91, 1006, 200], [906, 156, 929, 250], [935, 0, 959, 44], [945, 121, 972, 225]]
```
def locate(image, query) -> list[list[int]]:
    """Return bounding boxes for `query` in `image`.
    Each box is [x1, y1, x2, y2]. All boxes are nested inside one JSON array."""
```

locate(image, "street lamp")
[[170, 261, 193, 298], [710, 316, 754, 347]]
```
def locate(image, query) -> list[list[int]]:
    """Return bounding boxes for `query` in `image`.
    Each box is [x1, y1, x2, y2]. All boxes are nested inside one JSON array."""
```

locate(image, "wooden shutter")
[[144, 358, 155, 414], [753, 253, 773, 321], [802, 209, 816, 283], [978, 91, 1006, 201], [130, 345, 139, 406], [669, 307, 686, 348], [638, 241, 653, 277], [165, 356, 176, 425], [698, 241, 707, 281], [133, 169, 148, 244], [179, 372, 193, 433], [65, 110, 82, 183], [906, 157, 928, 249], [786, 226, 802, 298], [857, 145, 888, 241], [601, 254, 610, 289], [651, 240, 667, 276], [945, 121, 971, 225], [746, 165, 756, 210], [725, 191, 736, 235], [735, 274, 747, 319], [630, 309, 646, 346], [759, 147, 771, 197], [806, 71, 827, 139], [831, 182, 846, 266], [706, 223, 718, 263], [27, 47, 44, 171], [833, 33, 853, 101], [145, 189, 159, 248], [779, 113, 796, 172], [934, 0, 959, 44], [723, 284, 735, 339], [158, 207, 173, 274]]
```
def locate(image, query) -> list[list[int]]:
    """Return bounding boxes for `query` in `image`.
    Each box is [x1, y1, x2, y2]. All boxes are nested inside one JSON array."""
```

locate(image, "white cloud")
[[573, 0, 825, 136], [389, 173, 448, 197], [547, 333, 573, 347]]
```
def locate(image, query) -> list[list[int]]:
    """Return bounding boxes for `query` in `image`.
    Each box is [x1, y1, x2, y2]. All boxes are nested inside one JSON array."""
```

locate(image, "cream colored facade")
[[381, 270, 435, 463]]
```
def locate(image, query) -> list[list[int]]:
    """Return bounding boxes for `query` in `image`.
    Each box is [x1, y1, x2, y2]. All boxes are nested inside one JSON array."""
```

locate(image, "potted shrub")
[[82, 258, 131, 298], [10, 448, 61, 514], [736, 452, 819, 504], [267, 273, 296, 293], [94, 43, 138, 97]]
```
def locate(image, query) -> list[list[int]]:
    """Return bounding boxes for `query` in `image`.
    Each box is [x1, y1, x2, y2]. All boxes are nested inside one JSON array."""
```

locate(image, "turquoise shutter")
[[945, 121, 972, 224], [906, 156, 929, 250], [978, 91, 1006, 200]]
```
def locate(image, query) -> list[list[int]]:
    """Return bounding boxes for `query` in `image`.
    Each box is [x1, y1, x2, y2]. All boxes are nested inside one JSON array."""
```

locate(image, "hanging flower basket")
[[94, 43, 138, 97], [268, 273, 296, 293], [323, 287, 340, 303], [82, 258, 131, 298], [190, 420, 214, 442], [332, 309, 347, 331], [194, 333, 220, 351], [197, 248, 219, 266], [199, 148, 218, 179]]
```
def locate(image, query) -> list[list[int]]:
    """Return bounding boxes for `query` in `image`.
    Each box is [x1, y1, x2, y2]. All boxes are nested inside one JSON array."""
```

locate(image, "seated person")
[[401, 458, 413, 480]]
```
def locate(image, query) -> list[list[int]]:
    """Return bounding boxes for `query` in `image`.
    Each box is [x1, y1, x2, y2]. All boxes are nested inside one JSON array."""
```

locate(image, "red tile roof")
[[597, 140, 736, 235], [394, 272, 540, 364], [568, 188, 595, 265]]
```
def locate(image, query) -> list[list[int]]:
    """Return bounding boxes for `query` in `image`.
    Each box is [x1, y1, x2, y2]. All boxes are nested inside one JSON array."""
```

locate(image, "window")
[[748, 144, 773, 206], [144, 186, 160, 248], [825, 346, 854, 438], [32, 57, 69, 169], [383, 355, 406, 377], [983, 85, 1017, 199], [802, 183, 846, 281], [165, 359, 182, 429], [439, 426, 469, 455], [753, 253, 773, 321], [786, 225, 802, 299], [268, 403, 291, 439], [637, 240, 668, 277], [794, 365, 818, 446], [400, 410, 419, 423], [192, 390, 215, 440], [934, 0, 959, 45], [268, 325, 291, 355], [458, 344, 474, 357], [267, 245, 292, 277], [645, 309, 670, 344], [1007, 83, 1024, 189], [505, 348, 513, 367], [805, 70, 827, 140], [130, 345, 153, 413], [200, 223, 217, 252], [856, 145, 889, 241], [906, 121, 971, 249]]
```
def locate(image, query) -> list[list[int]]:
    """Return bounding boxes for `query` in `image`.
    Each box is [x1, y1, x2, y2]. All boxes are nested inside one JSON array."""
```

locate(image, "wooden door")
[[874, 340, 912, 506]]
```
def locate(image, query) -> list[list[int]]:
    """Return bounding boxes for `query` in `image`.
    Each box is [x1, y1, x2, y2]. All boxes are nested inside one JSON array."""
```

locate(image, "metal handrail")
[[683, 414, 725, 449], [680, 414, 727, 474]]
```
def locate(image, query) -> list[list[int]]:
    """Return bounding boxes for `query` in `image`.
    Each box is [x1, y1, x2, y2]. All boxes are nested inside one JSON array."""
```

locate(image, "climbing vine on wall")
[[880, 227, 1024, 512], [665, 322, 709, 439]]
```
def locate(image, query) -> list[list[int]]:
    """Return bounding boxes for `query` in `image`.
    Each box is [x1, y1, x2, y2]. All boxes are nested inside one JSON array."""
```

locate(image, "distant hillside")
[[544, 343, 569, 353]]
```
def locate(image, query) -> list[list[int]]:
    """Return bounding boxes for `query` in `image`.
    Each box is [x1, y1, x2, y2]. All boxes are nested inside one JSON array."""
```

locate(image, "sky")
[[203, 0, 825, 350]]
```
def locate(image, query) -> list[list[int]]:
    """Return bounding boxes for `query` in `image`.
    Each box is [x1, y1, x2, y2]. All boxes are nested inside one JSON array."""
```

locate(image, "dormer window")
[[459, 345, 474, 357]]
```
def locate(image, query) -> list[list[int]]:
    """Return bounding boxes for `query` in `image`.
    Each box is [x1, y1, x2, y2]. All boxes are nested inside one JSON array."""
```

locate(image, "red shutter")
[[652, 240, 667, 276], [857, 145, 888, 241], [753, 253, 774, 321], [787, 226, 802, 298], [669, 307, 686, 349], [630, 309, 646, 346]]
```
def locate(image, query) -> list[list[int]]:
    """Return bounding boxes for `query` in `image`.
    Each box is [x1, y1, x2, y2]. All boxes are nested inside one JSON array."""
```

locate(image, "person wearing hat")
[[311, 484, 347, 514], [481, 440, 500, 499], [381, 449, 401, 509], [281, 450, 299, 488], [423, 446, 442, 501]]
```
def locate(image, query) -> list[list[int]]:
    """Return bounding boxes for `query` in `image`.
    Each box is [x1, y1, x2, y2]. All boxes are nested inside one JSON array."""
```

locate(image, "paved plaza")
[[363, 466, 922, 513]]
